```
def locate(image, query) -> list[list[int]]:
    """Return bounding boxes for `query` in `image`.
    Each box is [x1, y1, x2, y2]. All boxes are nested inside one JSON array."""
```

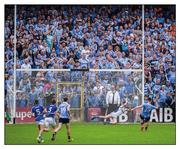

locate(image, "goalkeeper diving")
[[91, 99, 129, 124]]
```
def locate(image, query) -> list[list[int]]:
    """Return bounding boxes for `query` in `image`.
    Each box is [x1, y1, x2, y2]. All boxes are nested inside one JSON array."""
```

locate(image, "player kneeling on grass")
[[31, 100, 45, 143], [51, 97, 73, 142], [131, 97, 158, 131], [44, 99, 57, 132], [91, 99, 128, 124]]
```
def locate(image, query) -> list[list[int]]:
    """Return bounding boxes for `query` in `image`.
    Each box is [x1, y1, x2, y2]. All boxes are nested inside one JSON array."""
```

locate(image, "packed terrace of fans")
[[16, 5, 142, 69], [144, 6, 176, 108], [5, 5, 175, 111]]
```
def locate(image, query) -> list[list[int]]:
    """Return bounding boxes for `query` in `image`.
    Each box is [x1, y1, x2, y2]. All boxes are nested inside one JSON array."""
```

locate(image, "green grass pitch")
[[5, 122, 176, 145]]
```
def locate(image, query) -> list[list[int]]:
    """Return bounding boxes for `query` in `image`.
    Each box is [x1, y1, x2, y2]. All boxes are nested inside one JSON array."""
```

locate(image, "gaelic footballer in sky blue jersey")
[[51, 97, 73, 142], [131, 97, 158, 131]]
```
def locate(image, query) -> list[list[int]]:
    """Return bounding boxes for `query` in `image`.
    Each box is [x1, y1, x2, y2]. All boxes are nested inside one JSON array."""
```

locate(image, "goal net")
[[56, 82, 84, 121], [12, 69, 143, 123]]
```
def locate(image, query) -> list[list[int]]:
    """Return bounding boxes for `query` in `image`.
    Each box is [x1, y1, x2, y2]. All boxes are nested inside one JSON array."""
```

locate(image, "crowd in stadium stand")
[[15, 71, 142, 108], [144, 6, 176, 108], [5, 6, 14, 112], [16, 5, 142, 69], [4, 5, 176, 113]]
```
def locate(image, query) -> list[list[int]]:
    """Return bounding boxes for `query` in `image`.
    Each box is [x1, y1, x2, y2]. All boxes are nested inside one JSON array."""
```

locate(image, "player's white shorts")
[[36, 119, 45, 125], [44, 117, 56, 128], [110, 109, 123, 118]]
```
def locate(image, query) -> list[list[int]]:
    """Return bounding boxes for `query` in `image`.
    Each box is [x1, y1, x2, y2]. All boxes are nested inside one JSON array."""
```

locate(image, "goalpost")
[[7, 5, 145, 124]]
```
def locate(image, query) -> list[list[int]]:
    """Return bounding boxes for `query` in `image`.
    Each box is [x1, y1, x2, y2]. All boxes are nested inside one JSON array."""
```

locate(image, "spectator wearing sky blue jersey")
[[29, 87, 36, 107], [70, 94, 81, 108], [87, 91, 101, 108], [19, 93, 28, 108]]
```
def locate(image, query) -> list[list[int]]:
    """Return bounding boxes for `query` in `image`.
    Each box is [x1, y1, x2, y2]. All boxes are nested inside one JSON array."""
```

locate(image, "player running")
[[131, 97, 158, 131], [91, 99, 128, 124], [44, 99, 57, 132], [31, 100, 45, 143], [51, 97, 73, 142]]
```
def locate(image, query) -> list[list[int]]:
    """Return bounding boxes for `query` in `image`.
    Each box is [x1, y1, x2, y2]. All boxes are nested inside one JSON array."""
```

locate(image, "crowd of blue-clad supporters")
[[5, 5, 175, 111], [144, 6, 176, 108], [15, 5, 142, 69]]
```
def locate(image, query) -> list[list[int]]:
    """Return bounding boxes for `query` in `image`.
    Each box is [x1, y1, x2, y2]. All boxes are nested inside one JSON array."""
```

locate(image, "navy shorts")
[[59, 118, 70, 124], [140, 114, 150, 123]]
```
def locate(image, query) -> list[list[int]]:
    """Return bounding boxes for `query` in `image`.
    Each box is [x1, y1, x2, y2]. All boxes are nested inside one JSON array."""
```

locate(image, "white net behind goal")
[[13, 70, 143, 123], [57, 82, 84, 121]]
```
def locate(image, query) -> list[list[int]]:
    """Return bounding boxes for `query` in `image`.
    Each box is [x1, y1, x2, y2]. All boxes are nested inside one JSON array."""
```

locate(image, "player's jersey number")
[[61, 106, 67, 115], [48, 107, 53, 113], [36, 109, 41, 115]]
